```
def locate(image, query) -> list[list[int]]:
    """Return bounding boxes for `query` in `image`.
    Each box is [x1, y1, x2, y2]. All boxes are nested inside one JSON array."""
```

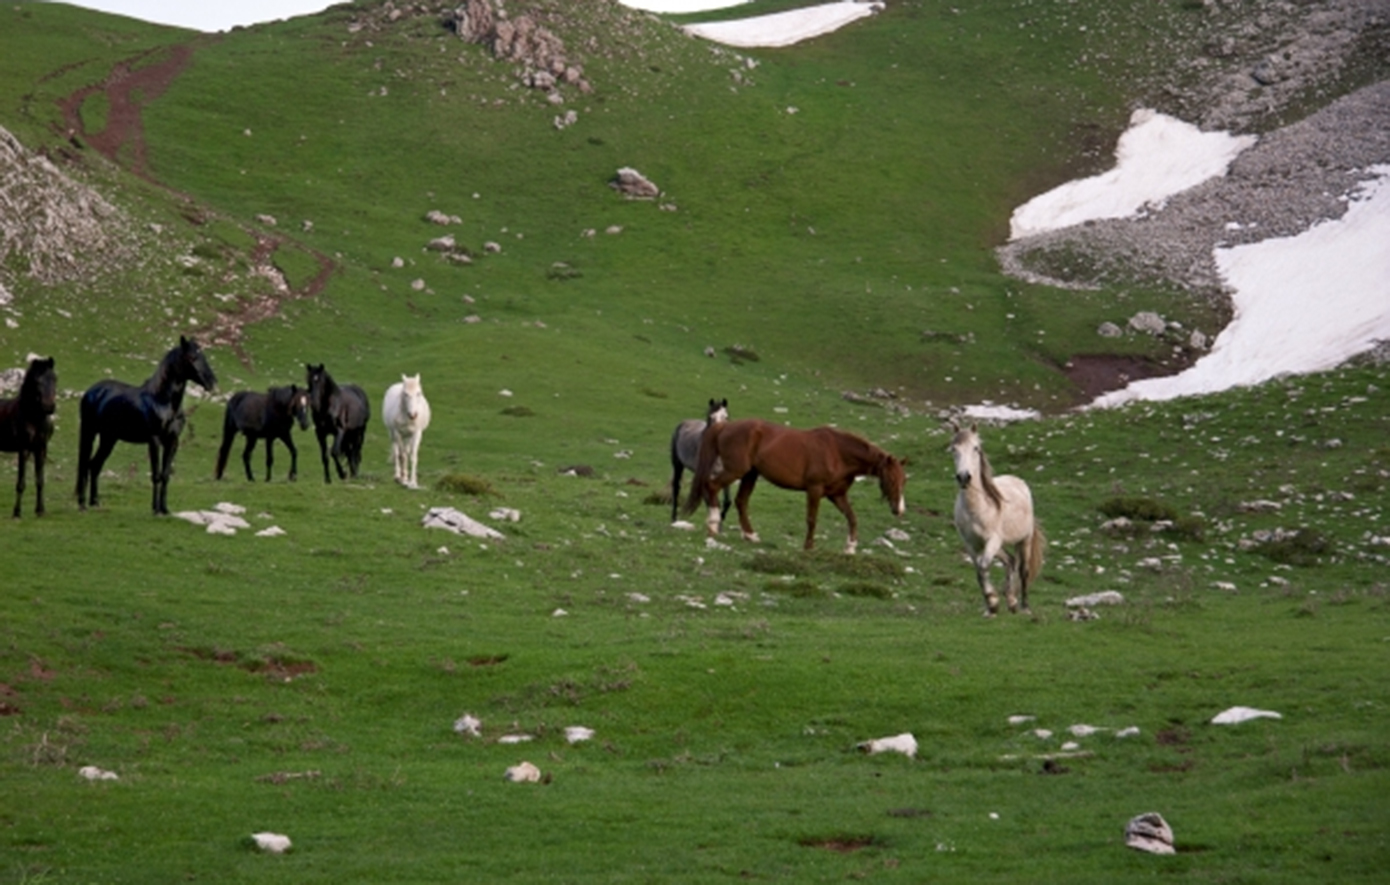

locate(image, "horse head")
[[306, 364, 329, 410], [878, 453, 908, 517], [22, 356, 58, 415], [949, 422, 981, 489], [401, 374, 423, 421], [289, 384, 311, 430], [706, 397, 729, 424], [178, 336, 217, 394]]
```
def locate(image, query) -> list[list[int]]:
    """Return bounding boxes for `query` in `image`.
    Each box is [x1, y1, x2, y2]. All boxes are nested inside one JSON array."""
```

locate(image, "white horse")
[[950, 422, 1045, 616], [382, 374, 431, 488], [668, 398, 730, 524]]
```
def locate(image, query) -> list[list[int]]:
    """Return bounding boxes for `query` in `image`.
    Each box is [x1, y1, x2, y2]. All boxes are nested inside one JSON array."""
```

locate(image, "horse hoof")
[[742, 532, 760, 543]]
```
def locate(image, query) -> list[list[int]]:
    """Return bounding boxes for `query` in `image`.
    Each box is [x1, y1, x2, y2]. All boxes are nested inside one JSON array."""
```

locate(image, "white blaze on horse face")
[[951, 432, 977, 487]]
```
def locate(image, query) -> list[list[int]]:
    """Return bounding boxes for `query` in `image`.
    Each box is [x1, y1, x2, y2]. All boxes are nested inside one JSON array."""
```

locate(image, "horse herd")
[[2, 341, 1044, 616], [0, 337, 432, 512]]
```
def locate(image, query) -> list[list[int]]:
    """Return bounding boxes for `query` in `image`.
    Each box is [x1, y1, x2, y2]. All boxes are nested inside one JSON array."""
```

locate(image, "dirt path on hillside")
[[55, 42, 337, 367]]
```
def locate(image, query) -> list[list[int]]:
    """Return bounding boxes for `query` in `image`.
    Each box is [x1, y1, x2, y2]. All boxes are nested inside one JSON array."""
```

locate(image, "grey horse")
[[669, 398, 730, 524]]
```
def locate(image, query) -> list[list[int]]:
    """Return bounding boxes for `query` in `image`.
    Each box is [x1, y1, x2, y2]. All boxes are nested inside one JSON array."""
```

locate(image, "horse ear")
[[970, 422, 979, 433], [721, 398, 728, 408], [899, 457, 910, 468]]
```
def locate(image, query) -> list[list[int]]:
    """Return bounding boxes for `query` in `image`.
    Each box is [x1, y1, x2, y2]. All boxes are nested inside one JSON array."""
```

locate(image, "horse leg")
[[827, 492, 858, 554], [242, 436, 258, 482], [86, 434, 118, 509], [1002, 549, 1021, 613], [316, 428, 333, 483], [975, 538, 1004, 617], [669, 456, 684, 523], [147, 440, 164, 514], [13, 450, 27, 518], [284, 434, 298, 482], [33, 443, 46, 517], [1013, 542, 1033, 614], [263, 437, 275, 482], [802, 491, 822, 551], [160, 435, 181, 515], [350, 430, 364, 478], [408, 434, 421, 488], [733, 469, 760, 543]]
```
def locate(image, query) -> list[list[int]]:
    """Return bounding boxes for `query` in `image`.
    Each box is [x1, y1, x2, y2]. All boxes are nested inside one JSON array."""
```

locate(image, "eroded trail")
[[55, 42, 337, 367]]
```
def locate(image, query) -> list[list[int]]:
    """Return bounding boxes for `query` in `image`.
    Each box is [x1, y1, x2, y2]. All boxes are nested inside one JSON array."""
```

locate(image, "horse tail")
[[1023, 522, 1046, 587], [668, 427, 685, 522], [682, 422, 722, 516], [75, 390, 96, 504]]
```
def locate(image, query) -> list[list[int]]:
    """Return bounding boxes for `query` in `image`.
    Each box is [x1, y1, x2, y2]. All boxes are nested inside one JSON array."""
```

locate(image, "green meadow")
[[0, 1, 1386, 881]]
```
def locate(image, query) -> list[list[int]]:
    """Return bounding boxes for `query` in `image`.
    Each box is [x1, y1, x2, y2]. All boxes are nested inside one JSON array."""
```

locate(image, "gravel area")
[[998, 0, 1390, 302]]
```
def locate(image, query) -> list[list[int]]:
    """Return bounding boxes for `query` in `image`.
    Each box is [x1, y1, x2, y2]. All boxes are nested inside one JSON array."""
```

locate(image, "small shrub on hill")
[[435, 473, 497, 496], [1100, 496, 1179, 522]]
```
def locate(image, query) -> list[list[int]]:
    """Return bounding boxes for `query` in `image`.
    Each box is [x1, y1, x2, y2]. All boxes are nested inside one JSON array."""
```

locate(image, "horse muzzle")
[[955, 471, 971, 488]]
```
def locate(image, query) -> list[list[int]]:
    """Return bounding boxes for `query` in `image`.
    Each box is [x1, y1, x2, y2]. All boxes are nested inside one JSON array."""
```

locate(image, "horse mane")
[[829, 428, 889, 473], [143, 344, 186, 403], [977, 444, 1005, 510]]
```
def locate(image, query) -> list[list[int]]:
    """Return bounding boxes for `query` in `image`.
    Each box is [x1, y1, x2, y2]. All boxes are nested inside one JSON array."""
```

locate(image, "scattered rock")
[[564, 726, 594, 744], [1097, 321, 1123, 338], [1128, 311, 1167, 335], [857, 733, 917, 759], [504, 761, 542, 783], [79, 765, 118, 781], [453, 713, 482, 736], [422, 506, 505, 539], [1065, 591, 1125, 607], [1125, 812, 1175, 855], [610, 167, 659, 199], [1211, 706, 1282, 725], [250, 832, 292, 854]]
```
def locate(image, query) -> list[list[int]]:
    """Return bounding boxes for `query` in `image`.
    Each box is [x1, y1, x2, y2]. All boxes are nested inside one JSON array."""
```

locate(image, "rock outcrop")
[[448, 0, 591, 95]]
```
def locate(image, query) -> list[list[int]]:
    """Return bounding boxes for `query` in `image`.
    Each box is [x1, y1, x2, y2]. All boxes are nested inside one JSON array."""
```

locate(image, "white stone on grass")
[[564, 726, 595, 744], [1211, 706, 1282, 725], [857, 733, 917, 759], [422, 507, 505, 540], [251, 832, 292, 854], [79, 765, 118, 781]]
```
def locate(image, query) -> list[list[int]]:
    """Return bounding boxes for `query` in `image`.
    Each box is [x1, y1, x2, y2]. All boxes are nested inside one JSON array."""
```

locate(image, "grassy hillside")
[[1, 1, 1387, 882]]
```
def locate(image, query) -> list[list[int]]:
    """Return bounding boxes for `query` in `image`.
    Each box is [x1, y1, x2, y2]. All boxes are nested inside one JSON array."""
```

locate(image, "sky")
[[53, 0, 874, 44], [50, 0, 341, 32], [50, 0, 1389, 410]]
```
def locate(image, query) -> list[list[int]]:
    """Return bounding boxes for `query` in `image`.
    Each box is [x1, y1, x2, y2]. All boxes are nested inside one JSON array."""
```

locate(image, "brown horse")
[[684, 418, 907, 553]]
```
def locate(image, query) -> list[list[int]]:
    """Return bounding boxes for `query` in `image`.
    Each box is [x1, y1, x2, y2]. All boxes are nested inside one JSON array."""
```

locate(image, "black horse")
[[306, 363, 369, 483], [0, 356, 58, 518], [76, 336, 217, 514], [215, 385, 311, 482]]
